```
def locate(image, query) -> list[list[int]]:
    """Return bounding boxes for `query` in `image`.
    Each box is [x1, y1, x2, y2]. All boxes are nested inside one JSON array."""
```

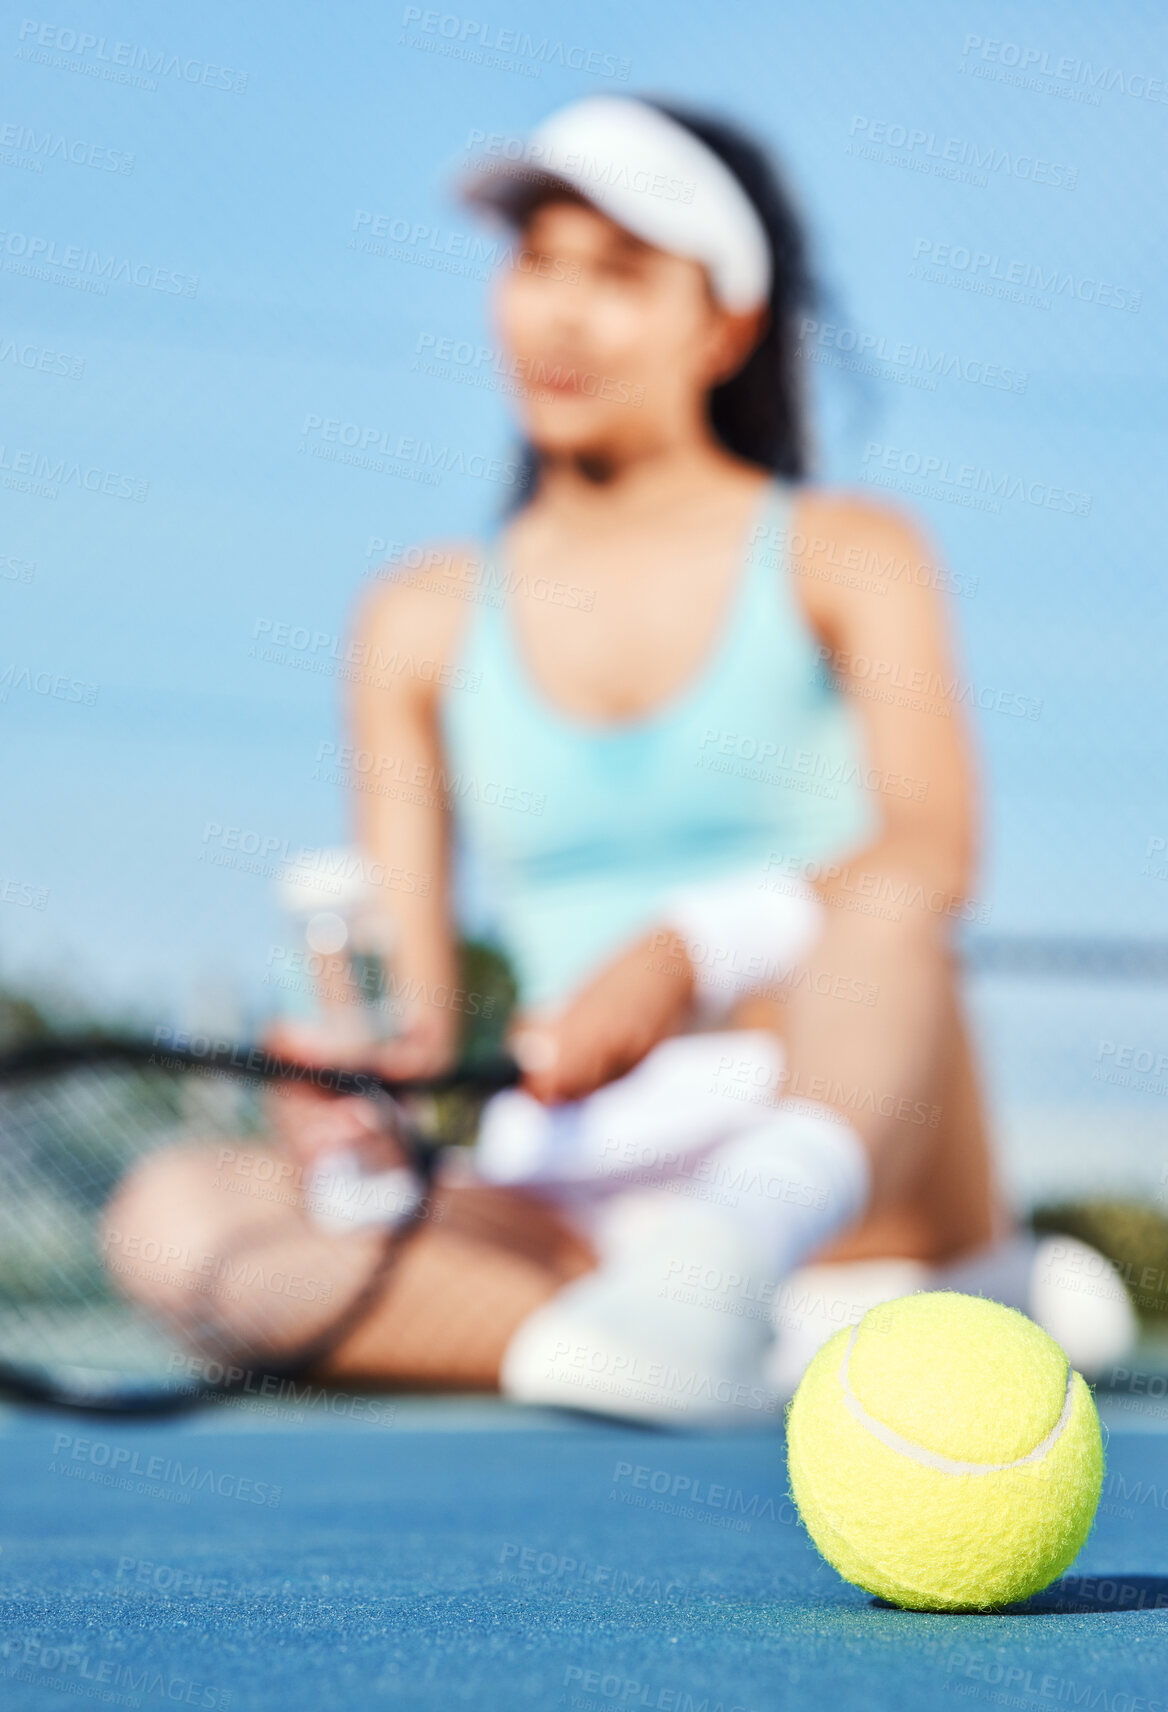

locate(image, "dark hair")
[[505, 97, 817, 505]]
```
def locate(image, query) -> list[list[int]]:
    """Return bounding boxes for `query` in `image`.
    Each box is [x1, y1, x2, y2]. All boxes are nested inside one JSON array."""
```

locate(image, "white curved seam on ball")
[[836, 1325, 1076, 1476]]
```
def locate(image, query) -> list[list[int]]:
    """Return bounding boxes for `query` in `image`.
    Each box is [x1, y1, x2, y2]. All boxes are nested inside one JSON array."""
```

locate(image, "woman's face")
[[492, 199, 761, 463]]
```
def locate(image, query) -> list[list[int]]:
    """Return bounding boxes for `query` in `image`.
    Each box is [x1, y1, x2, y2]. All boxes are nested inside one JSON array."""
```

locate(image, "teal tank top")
[[440, 479, 874, 1010]]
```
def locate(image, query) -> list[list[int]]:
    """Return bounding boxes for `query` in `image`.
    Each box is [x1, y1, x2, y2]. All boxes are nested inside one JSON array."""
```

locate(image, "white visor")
[[462, 96, 772, 313]]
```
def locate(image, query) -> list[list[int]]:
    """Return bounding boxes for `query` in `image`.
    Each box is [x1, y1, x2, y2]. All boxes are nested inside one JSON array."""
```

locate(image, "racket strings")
[[0, 1066, 237, 1380], [1, 1064, 233, 1285], [0, 1060, 425, 1398]]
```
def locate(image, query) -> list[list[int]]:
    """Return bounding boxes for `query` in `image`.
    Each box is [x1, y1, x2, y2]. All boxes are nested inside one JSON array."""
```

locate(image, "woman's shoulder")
[[790, 484, 933, 553], [349, 540, 490, 708], [354, 539, 488, 649], [785, 484, 945, 623]]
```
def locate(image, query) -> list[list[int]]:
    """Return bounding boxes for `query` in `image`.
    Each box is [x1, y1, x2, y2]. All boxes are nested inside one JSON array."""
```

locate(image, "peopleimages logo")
[[49, 1432, 282, 1507], [399, 9, 630, 80], [297, 414, 520, 487], [910, 238, 1141, 312], [0, 662, 99, 704], [1, 1636, 232, 1709], [562, 1665, 760, 1712], [0, 227, 198, 295], [0, 334, 84, 378], [0, 121, 135, 174], [960, 33, 1168, 106], [465, 127, 693, 204], [16, 18, 248, 92], [798, 317, 1028, 394], [348, 209, 579, 282], [414, 333, 644, 405], [849, 114, 1078, 188], [0, 442, 148, 501], [861, 440, 1091, 517]]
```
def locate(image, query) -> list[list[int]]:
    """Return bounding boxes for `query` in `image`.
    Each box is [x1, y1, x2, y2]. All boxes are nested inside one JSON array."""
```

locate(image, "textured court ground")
[[2, 1397, 1166, 1710]]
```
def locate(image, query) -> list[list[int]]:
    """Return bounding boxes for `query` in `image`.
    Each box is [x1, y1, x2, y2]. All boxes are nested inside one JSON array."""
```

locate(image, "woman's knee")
[[101, 1143, 290, 1313]]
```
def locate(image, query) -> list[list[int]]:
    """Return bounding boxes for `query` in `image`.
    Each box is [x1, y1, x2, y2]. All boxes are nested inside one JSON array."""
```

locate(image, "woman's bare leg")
[[731, 922, 1005, 1267], [104, 1143, 398, 1359], [107, 1147, 595, 1389], [316, 1186, 596, 1388], [809, 967, 1006, 1265]]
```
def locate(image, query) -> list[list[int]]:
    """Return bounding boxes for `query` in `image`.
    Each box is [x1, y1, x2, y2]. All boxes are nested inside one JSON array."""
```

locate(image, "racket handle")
[[381, 1053, 521, 1097], [0, 1037, 523, 1099]]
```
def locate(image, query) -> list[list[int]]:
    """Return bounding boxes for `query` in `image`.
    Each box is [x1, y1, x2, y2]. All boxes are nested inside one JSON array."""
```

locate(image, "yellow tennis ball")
[[786, 1291, 1104, 1612]]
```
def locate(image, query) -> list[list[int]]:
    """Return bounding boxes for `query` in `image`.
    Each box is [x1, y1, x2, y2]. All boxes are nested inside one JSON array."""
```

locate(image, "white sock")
[[473, 1030, 784, 1188], [699, 1101, 872, 1280]]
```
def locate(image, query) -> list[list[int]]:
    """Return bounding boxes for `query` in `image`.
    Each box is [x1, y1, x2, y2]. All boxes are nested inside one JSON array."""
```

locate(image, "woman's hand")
[[262, 1008, 458, 1171], [267, 1006, 457, 1082], [510, 924, 695, 1104]]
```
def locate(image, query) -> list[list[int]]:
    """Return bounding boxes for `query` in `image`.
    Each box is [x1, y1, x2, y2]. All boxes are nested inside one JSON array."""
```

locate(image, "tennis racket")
[[0, 1033, 519, 1415]]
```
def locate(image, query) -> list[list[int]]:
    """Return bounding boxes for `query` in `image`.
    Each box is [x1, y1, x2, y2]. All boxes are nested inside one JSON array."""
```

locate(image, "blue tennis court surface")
[[2, 1399, 1166, 1710]]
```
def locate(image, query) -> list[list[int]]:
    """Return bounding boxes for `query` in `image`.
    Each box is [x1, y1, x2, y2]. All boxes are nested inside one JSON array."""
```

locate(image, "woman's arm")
[[794, 490, 977, 909], [763, 492, 979, 1207], [344, 558, 478, 1079], [270, 552, 477, 1086]]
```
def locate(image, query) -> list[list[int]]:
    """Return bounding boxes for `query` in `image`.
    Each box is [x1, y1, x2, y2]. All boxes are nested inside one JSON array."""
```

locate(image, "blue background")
[[2, 0, 1166, 1185]]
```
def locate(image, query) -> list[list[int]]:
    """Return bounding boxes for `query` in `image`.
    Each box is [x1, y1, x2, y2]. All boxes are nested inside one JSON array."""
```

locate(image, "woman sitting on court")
[[113, 96, 1131, 1418]]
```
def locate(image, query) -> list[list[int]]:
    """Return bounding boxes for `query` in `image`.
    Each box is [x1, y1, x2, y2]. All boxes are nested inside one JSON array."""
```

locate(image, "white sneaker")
[[765, 1258, 930, 1400], [764, 1236, 1138, 1401], [1028, 1233, 1137, 1381], [500, 1197, 779, 1427]]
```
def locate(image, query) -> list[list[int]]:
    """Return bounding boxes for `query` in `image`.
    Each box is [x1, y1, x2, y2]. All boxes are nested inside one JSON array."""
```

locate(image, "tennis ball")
[[786, 1291, 1104, 1612]]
